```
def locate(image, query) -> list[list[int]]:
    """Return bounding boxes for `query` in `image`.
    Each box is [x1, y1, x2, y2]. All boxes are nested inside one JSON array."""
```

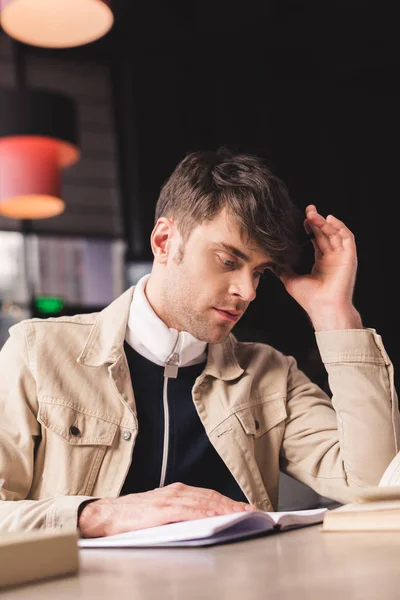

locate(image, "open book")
[[79, 508, 327, 548], [322, 452, 400, 532]]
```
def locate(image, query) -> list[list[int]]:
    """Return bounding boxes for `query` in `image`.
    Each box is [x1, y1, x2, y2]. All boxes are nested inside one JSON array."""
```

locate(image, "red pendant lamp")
[[0, 0, 113, 48], [0, 88, 79, 219]]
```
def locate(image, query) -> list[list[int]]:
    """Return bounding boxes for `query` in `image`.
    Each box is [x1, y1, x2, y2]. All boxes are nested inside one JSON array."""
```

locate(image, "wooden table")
[[3, 525, 400, 599]]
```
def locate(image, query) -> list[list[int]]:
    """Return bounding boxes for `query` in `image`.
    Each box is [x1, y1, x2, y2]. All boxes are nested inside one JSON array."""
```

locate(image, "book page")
[[343, 453, 400, 502], [355, 486, 400, 502], [379, 451, 400, 487], [272, 508, 328, 528], [341, 500, 400, 512]]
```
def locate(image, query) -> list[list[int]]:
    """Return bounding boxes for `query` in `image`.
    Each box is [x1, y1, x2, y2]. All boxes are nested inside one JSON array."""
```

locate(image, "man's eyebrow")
[[216, 243, 274, 268]]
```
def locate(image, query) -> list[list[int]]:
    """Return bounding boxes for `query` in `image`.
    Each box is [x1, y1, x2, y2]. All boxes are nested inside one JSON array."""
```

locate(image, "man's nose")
[[229, 275, 257, 303]]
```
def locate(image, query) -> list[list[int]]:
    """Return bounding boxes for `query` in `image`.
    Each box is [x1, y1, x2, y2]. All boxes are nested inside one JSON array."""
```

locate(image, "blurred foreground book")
[[0, 529, 79, 588]]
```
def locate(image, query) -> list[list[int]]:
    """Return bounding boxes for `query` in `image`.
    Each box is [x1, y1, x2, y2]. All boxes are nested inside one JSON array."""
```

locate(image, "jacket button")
[[121, 431, 131, 441], [254, 419, 260, 431], [69, 425, 80, 436]]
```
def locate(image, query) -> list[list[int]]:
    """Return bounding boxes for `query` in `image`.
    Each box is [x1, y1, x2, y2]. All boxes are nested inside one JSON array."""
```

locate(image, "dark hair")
[[154, 147, 303, 270]]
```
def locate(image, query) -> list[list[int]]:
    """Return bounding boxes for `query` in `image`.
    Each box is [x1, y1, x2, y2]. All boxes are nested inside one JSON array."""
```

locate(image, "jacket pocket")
[[234, 396, 287, 439], [35, 399, 118, 497], [38, 401, 118, 446]]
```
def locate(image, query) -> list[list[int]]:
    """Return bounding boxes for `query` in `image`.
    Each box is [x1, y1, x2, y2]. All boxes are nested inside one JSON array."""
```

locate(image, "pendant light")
[[0, 88, 79, 219], [0, 0, 113, 49]]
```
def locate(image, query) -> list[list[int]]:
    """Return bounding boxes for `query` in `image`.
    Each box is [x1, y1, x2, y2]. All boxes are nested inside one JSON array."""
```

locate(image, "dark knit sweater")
[[120, 341, 247, 502]]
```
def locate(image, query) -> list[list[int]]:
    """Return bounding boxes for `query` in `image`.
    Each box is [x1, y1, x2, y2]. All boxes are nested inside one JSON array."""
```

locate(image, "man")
[[0, 148, 399, 537]]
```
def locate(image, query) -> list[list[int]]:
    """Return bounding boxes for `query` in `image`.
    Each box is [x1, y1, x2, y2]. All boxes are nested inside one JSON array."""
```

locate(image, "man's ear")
[[150, 218, 174, 264]]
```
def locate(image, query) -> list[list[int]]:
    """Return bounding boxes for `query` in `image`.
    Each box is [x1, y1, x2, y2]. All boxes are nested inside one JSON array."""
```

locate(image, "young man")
[[0, 149, 399, 537]]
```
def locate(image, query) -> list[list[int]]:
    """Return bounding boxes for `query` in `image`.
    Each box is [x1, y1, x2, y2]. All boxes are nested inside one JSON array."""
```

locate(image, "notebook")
[[79, 508, 328, 548]]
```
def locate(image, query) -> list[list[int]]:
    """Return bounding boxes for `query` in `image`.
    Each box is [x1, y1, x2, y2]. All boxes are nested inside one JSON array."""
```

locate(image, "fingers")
[[325, 214, 355, 250], [146, 484, 256, 524], [304, 205, 355, 254], [305, 205, 342, 252], [163, 483, 254, 515]]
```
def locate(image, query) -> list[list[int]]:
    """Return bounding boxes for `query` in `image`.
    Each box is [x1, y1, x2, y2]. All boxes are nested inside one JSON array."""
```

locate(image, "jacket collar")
[[77, 286, 245, 381], [77, 287, 135, 367], [205, 337, 245, 381]]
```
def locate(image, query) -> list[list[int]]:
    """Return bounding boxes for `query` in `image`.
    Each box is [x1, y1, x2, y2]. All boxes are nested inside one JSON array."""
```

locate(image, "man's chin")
[[201, 328, 232, 345], [184, 319, 233, 344]]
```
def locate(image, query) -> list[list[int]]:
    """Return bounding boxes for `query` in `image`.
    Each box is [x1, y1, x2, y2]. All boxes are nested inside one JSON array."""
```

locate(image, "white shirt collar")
[[125, 273, 207, 367]]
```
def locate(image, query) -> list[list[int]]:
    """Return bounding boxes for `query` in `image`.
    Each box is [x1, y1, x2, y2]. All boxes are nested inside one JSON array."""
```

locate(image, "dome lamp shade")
[[0, 0, 113, 49], [0, 88, 79, 219]]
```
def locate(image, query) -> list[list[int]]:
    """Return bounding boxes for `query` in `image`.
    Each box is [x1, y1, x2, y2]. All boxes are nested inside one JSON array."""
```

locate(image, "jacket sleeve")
[[0, 323, 92, 533], [280, 328, 400, 504]]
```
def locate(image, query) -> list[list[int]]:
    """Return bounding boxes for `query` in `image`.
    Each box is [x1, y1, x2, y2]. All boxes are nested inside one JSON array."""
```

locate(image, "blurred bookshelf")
[[0, 231, 126, 347]]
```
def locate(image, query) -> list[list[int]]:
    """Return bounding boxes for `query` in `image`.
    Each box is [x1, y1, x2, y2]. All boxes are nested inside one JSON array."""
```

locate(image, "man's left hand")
[[279, 204, 363, 331]]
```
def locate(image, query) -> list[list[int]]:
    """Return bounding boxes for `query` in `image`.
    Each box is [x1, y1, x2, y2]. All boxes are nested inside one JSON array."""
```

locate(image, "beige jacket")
[[0, 287, 399, 533]]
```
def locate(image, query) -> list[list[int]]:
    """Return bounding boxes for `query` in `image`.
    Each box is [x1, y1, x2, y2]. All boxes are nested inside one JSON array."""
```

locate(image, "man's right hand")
[[78, 482, 256, 538]]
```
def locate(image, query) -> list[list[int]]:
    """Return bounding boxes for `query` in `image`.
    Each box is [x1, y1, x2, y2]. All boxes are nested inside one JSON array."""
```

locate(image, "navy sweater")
[[120, 341, 247, 502]]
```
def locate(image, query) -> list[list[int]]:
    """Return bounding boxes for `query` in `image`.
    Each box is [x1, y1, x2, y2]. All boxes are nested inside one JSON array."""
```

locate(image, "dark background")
[[19, 0, 400, 386]]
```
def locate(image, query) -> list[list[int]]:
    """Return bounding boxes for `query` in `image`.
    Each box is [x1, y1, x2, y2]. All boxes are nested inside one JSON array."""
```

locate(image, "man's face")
[[158, 209, 274, 343]]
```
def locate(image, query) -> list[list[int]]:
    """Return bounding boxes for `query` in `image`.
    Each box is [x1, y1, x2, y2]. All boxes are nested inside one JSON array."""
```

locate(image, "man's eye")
[[221, 258, 237, 268], [218, 255, 237, 269]]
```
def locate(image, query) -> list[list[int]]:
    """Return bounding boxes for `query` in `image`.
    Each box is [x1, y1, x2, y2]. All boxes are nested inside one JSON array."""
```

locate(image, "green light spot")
[[35, 297, 64, 314]]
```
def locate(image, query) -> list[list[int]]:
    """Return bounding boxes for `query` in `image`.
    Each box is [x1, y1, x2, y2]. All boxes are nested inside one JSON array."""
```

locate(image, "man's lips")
[[213, 308, 243, 321]]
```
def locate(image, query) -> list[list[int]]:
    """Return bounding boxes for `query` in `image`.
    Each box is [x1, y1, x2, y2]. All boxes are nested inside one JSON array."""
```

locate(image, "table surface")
[[3, 524, 400, 599]]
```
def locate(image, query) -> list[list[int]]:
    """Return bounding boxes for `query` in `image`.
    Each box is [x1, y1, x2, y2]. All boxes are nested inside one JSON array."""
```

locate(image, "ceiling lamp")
[[0, 0, 113, 48], [0, 88, 79, 219]]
